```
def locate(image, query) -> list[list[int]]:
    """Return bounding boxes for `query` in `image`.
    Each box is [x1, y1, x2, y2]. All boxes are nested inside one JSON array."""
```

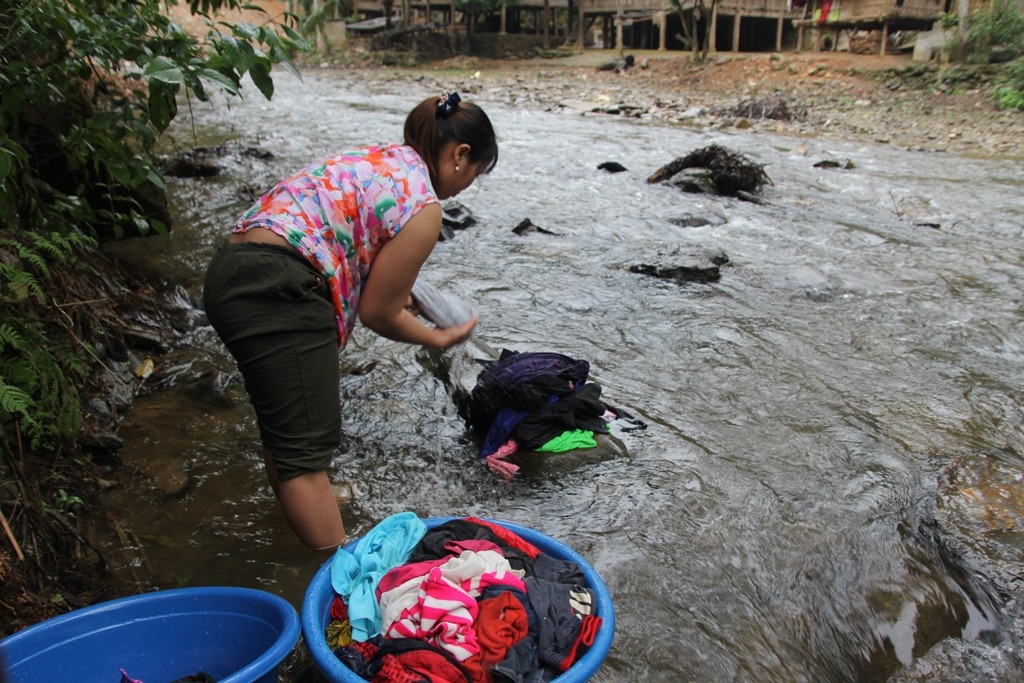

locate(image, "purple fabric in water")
[[462, 350, 591, 434]]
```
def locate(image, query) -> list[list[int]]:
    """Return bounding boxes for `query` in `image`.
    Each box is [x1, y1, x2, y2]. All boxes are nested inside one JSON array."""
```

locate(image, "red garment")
[[559, 614, 602, 672], [330, 595, 349, 622], [353, 639, 379, 660], [376, 557, 447, 599], [472, 592, 529, 682], [818, 0, 832, 23], [463, 517, 541, 559], [372, 648, 469, 683]]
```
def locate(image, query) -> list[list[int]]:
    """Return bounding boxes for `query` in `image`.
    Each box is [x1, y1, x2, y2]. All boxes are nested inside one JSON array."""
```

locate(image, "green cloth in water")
[[537, 429, 597, 452]]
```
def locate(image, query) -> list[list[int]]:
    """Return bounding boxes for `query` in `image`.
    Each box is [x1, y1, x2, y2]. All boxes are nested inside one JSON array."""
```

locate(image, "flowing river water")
[[93, 68, 1024, 682]]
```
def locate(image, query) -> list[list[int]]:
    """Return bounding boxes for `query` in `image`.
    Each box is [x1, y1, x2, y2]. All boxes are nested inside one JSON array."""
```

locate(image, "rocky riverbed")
[[328, 49, 1024, 160]]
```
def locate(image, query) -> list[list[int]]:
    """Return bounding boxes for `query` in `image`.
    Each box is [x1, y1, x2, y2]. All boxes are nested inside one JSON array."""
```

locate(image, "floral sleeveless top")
[[232, 144, 438, 348]]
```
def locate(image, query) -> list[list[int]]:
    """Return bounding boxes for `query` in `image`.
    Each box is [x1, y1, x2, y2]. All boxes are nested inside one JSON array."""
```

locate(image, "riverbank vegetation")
[[0, 0, 306, 635]]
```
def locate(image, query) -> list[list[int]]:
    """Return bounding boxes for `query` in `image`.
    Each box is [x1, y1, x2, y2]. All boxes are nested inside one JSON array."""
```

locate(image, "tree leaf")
[[199, 67, 239, 95], [249, 61, 274, 99], [144, 56, 185, 85]]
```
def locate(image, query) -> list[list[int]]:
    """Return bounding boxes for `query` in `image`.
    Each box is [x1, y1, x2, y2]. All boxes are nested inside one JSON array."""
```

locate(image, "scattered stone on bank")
[[648, 145, 772, 198], [597, 54, 635, 73], [718, 96, 806, 121], [628, 244, 730, 284]]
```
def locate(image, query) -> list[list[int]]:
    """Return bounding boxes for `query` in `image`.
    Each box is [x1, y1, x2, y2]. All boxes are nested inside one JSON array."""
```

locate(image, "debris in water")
[[647, 145, 772, 198]]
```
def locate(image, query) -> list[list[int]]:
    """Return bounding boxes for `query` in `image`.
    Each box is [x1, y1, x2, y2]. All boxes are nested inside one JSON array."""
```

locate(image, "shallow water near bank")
[[95, 69, 1024, 682]]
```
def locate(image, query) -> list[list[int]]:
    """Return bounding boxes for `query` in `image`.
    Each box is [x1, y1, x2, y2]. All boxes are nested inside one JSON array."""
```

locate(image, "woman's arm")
[[358, 203, 478, 349]]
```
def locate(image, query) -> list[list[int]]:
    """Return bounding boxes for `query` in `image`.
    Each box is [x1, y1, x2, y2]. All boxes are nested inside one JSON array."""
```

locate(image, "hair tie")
[[436, 92, 462, 118]]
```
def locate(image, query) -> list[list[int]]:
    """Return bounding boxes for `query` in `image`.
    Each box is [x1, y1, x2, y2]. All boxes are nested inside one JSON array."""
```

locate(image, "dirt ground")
[[360, 48, 1024, 158], [164, 1, 1023, 157]]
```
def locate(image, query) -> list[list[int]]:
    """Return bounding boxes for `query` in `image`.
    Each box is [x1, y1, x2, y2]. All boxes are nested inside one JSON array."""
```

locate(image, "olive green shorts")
[[202, 241, 340, 481]]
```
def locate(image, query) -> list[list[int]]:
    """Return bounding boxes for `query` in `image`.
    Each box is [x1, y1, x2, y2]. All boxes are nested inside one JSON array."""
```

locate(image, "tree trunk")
[[543, 0, 551, 49], [313, 0, 330, 54], [956, 0, 970, 59]]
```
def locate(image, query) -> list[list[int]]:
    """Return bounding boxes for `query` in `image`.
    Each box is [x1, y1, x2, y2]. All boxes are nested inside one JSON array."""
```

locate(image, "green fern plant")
[[0, 231, 91, 452], [993, 58, 1024, 110]]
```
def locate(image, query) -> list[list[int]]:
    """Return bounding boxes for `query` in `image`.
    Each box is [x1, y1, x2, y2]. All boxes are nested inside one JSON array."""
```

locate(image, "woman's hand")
[[435, 316, 479, 349], [360, 204, 464, 350], [404, 295, 422, 318]]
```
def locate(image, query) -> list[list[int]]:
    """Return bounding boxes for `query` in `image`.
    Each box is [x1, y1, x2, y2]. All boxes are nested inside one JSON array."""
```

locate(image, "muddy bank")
[[0, 245, 192, 636]]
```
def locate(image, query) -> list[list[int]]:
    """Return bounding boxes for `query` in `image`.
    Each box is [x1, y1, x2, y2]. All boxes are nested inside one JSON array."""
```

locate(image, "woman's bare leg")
[[263, 452, 346, 549]]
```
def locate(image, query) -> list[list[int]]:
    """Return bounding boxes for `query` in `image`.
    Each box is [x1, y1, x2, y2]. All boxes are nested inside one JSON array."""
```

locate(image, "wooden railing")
[[578, 0, 668, 12]]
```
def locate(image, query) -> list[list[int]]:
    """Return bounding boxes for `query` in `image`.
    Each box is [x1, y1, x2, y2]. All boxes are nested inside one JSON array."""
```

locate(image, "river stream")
[[94, 68, 1024, 682]]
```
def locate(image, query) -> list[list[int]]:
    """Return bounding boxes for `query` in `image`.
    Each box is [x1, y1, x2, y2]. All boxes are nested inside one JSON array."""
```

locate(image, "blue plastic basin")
[[302, 517, 615, 683], [0, 586, 300, 683]]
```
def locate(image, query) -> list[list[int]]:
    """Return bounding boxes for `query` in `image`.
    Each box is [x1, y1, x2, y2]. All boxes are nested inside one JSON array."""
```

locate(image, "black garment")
[[407, 519, 535, 573], [203, 241, 340, 481], [501, 374, 580, 414], [461, 350, 591, 435], [510, 382, 609, 450]]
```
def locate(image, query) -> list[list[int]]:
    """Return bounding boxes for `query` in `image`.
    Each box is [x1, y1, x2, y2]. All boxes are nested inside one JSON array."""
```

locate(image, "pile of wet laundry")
[[459, 349, 646, 477], [325, 512, 603, 683]]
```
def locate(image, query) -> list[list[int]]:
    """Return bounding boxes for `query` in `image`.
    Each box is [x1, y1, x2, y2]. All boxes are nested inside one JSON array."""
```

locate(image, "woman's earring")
[[455, 165, 460, 172]]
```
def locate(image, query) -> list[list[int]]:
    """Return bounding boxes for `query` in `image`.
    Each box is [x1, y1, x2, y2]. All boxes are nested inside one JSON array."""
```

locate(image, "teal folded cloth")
[[330, 511, 428, 641]]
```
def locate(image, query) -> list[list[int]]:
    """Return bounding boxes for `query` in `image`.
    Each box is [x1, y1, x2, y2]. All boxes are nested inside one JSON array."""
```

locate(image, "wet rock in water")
[[628, 245, 730, 284], [668, 213, 726, 228], [597, 161, 628, 173], [887, 607, 1024, 683], [438, 201, 476, 242], [442, 201, 476, 230], [165, 155, 222, 178], [417, 337, 499, 412], [891, 193, 945, 229], [648, 145, 772, 198], [121, 325, 172, 354], [162, 143, 273, 179], [512, 218, 556, 236], [144, 456, 192, 497], [858, 573, 972, 679], [814, 158, 856, 170], [78, 431, 125, 453], [667, 168, 717, 195], [934, 455, 1024, 596]]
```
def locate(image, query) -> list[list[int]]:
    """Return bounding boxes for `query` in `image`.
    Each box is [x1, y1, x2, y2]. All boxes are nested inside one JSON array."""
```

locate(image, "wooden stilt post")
[[710, 4, 719, 52]]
